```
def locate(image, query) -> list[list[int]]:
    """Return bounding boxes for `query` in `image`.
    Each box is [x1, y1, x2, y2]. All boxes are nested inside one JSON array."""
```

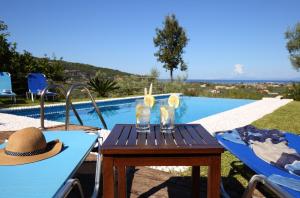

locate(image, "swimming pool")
[[1, 96, 254, 130]]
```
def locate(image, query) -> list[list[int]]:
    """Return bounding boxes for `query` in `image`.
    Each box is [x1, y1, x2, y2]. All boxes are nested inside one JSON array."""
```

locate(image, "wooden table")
[[101, 124, 224, 198]]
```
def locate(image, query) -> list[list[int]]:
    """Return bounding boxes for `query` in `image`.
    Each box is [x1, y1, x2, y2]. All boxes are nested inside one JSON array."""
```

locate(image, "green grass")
[[252, 101, 300, 135], [0, 98, 62, 108], [0, 97, 107, 108]]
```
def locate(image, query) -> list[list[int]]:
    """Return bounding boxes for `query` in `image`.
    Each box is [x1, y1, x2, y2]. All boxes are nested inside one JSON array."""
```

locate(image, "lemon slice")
[[168, 94, 180, 108], [160, 106, 169, 124], [144, 94, 155, 108], [136, 104, 144, 123]]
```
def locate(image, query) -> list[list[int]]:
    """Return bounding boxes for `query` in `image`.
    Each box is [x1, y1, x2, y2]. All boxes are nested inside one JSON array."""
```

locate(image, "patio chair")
[[0, 72, 16, 103], [0, 131, 100, 198], [215, 126, 300, 198], [27, 73, 56, 102]]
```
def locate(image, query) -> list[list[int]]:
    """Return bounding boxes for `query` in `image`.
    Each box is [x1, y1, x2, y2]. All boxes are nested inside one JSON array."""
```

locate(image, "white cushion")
[[87, 129, 111, 147], [2, 89, 12, 94]]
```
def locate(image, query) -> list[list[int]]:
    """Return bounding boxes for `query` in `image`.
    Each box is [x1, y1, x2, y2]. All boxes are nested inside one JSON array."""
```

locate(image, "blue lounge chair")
[[27, 73, 56, 102], [0, 131, 100, 198], [216, 127, 300, 198], [0, 72, 16, 103]]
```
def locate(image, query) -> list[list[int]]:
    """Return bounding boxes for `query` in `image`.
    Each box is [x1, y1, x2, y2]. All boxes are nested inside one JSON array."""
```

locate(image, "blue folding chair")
[[27, 73, 56, 102], [0, 131, 101, 198], [216, 128, 300, 198], [0, 72, 16, 103]]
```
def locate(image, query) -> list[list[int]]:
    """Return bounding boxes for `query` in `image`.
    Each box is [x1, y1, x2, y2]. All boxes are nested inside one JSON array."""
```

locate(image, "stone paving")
[[0, 112, 62, 131], [191, 97, 292, 134]]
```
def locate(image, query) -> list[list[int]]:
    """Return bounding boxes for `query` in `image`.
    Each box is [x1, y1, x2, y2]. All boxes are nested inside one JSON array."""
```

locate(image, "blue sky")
[[1, 0, 300, 79]]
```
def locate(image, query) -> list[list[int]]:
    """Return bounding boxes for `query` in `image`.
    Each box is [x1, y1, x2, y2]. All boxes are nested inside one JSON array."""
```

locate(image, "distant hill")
[[59, 60, 136, 83], [61, 61, 133, 77]]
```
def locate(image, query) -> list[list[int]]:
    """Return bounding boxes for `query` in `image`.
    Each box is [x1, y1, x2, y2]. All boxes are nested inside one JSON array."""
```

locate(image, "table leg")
[[208, 156, 221, 198], [192, 166, 200, 198], [103, 156, 114, 198], [117, 165, 126, 198]]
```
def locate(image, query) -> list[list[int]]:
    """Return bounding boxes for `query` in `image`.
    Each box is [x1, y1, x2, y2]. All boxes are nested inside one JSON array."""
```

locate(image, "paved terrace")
[[191, 97, 293, 134], [0, 113, 62, 131]]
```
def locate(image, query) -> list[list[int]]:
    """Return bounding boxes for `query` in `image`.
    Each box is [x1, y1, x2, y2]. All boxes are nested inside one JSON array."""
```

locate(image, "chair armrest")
[[91, 134, 103, 198], [242, 175, 293, 198], [54, 178, 84, 198]]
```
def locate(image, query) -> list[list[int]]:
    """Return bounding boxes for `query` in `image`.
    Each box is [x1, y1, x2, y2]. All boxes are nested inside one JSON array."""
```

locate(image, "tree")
[[153, 14, 188, 81], [37, 54, 64, 81], [286, 22, 300, 70], [176, 71, 188, 82], [149, 67, 160, 81], [0, 20, 15, 70], [10, 51, 37, 94], [0, 19, 65, 94]]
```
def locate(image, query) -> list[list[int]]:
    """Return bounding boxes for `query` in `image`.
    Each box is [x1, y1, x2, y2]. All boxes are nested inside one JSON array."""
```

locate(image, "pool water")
[[1, 96, 254, 130]]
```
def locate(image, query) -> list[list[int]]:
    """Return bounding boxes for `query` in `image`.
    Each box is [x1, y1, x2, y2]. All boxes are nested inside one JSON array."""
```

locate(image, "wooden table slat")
[[103, 124, 124, 145], [137, 132, 147, 146], [147, 125, 156, 146], [116, 125, 132, 146], [163, 133, 176, 145], [185, 125, 206, 145], [178, 125, 195, 145], [154, 125, 165, 145], [102, 124, 224, 152], [193, 125, 218, 145], [127, 125, 137, 146], [172, 127, 187, 146]]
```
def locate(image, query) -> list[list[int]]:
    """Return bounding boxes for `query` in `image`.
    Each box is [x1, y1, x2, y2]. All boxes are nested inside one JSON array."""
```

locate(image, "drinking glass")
[[160, 105, 175, 133], [136, 100, 150, 133]]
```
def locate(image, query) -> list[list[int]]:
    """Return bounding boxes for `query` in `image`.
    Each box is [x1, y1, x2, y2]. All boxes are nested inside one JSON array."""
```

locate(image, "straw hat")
[[0, 127, 63, 165]]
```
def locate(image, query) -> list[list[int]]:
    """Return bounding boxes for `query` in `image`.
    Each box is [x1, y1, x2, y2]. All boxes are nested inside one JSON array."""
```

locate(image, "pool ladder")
[[40, 83, 107, 130], [40, 83, 106, 198]]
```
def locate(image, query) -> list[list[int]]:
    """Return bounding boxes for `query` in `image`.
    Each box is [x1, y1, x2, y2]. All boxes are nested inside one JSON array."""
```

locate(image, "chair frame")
[[215, 131, 299, 198], [0, 72, 16, 103], [242, 174, 293, 198], [52, 132, 102, 198], [52, 133, 102, 198], [55, 178, 84, 198], [26, 73, 56, 102]]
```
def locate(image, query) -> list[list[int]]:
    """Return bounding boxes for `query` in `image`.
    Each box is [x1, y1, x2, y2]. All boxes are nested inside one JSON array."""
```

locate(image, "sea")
[[185, 79, 300, 84]]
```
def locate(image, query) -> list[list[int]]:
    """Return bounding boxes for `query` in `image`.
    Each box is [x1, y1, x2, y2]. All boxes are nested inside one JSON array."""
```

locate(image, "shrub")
[[88, 72, 120, 97], [285, 83, 300, 101], [183, 88, 199, 96]]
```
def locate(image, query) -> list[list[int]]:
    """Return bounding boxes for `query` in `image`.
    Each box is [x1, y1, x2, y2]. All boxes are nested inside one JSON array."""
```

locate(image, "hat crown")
[[6, 127, 47, 153]]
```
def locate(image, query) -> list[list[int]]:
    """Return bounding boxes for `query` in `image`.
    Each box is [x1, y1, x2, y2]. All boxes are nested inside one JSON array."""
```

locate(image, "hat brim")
[[0, 140, 63, 166]]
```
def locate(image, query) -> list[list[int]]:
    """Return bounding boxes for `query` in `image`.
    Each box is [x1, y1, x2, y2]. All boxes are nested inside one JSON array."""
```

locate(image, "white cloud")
[[234, 64, 244, 75]]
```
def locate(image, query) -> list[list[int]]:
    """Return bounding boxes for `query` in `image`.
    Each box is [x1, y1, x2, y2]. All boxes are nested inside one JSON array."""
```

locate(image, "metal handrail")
[[40, 84, 83, 129], [65, 83, 108, 130]]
